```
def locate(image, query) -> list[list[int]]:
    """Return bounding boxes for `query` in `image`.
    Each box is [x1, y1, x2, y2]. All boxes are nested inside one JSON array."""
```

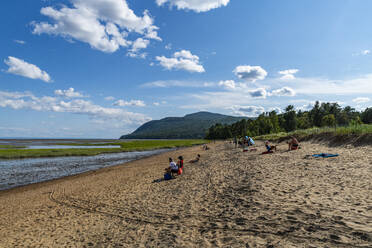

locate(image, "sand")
[[0, 141, 371, 247]]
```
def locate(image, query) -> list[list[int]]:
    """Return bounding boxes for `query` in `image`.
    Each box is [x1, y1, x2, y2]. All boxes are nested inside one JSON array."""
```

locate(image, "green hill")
[[120, 111, 248, 139]]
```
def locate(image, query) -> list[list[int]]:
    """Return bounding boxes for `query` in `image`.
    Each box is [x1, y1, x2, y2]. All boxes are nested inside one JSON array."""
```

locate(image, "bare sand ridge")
[[0, 141, 371, 247]]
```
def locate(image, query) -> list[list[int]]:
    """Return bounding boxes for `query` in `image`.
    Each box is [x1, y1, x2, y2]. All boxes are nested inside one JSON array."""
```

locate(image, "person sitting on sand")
[[165, 158, 178, 175], [177, 156, 184, 169], [265, 141, 277, 152], [287, 136, 299, 151], [189, 154, 200, 163]]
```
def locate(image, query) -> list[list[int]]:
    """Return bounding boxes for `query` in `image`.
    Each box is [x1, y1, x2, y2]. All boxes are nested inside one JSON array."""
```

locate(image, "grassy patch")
[[254, 124, 372, 141], [0, 145, 26, 149], [0, 140, 207, 159]]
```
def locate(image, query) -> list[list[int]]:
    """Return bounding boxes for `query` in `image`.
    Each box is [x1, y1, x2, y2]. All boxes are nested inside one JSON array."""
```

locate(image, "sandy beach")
[[0, 141, 371, 247]]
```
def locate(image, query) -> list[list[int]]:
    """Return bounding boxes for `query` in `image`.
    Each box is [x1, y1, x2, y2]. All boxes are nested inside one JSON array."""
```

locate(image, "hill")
[[120, 112, 248, 139]]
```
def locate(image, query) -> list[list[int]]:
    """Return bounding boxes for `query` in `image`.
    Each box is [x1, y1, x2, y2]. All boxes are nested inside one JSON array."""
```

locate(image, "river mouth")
[[0, 148, 172, 191]]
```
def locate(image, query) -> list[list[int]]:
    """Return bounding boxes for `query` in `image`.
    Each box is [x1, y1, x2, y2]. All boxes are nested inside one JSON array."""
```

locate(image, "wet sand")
[[0, 141, 371, 247]]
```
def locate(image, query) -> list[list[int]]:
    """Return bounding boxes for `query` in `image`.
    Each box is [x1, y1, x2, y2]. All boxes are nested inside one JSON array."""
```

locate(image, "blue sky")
[[1, 0, 372, 138]]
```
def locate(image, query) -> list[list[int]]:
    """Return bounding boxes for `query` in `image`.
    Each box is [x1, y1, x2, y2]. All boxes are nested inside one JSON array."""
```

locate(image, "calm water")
[[0, 149, 171, 191]]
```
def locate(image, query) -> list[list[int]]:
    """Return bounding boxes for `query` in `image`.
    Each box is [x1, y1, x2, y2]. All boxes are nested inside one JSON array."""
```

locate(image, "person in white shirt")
[[165, 158, 178, 174]]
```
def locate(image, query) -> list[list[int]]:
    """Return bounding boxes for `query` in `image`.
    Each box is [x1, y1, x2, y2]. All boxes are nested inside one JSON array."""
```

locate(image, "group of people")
[[264, 136, 300, 153], [164, 154, 201, 180]]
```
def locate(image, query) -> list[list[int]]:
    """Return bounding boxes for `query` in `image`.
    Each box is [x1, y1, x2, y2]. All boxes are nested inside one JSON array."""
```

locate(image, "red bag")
[[177, 168, 183, 175]]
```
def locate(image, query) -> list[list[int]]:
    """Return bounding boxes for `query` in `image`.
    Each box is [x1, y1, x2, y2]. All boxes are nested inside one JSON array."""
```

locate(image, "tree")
[[361, 108, 372, 124], [283, 105, 297, 132], [321, 114, 336, 127]]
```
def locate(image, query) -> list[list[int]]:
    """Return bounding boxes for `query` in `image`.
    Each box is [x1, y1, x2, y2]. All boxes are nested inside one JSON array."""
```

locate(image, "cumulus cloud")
[[231, 105, 265, 117], [278, 69, 299, 80], [155, 50, 205, 73], [352, 97, 370, 103], [114, 99, 146, 107], [249, 88, 267, 98], [156, 0, 230, 12], [270, 87, 296, 97], [32, 0, 161, 53], [233, 65, 267, 82], [0, 91, 150, 124], [4, 56, 51, 82], [54, 88, 85, 98]]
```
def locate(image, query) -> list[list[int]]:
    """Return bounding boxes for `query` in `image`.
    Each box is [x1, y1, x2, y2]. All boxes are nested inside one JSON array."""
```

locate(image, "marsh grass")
[[0, 139, 207, 159], [254, 124, 372, 141], [0, 145, 26, 149]]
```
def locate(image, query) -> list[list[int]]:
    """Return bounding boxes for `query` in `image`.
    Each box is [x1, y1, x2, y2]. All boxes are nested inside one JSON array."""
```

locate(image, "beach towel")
[[312, 153, 339, 158]]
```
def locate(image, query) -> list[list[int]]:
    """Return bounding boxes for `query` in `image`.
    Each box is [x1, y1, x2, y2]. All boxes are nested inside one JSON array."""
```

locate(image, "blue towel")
[[312, 153, 339, 158]]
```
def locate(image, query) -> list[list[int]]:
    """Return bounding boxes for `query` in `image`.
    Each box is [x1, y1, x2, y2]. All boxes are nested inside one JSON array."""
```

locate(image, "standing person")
[[233, 136, 237, 148], [287, 136, 299, 150]]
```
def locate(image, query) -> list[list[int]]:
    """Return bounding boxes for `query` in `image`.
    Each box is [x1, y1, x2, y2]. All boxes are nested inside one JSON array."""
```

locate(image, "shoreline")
[[0, 146, 181, 194], [1, 141, 371, 247]]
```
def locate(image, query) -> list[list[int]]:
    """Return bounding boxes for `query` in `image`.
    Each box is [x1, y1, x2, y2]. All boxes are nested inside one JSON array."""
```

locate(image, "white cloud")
[[287, 74, 372, 95], [142, 80, 215, 88], [353, 50, 370, 56], [155, 50, 205, 73], [165, 43, 172, 50], [278, 69, 299, 80], [114, 99, 146, 107], [249, 88, 267, 98], [233, 65, 267, 82], [352, 97, 370, 103], [270, 87, 296, 97], [14, 40, 26, 45], [32, 0, 161, 53], [0, 90, 150, 124], [218, 80, 236, 90], [153, 102, 160, 106], [54, 88, 85, 98], [4, 56, 51, 82], [156, 0, 230, 12], [231, 105, 265, 117], [131, 38, 149, 52], [104, 96, 115, 101]]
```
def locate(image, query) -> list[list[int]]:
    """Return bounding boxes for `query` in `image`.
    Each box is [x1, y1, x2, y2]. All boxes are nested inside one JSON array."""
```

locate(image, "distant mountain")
[[120, 111, 248, 139]]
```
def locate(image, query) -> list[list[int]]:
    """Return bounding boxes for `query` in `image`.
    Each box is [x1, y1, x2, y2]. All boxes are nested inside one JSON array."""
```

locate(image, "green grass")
[[0, 139, 207, 159], [254, 124, 372, 141], [0, 145, 26, 149]]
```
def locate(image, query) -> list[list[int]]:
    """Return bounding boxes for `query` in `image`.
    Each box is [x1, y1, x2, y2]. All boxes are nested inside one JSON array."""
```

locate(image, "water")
[[0, 149, 172, 191]]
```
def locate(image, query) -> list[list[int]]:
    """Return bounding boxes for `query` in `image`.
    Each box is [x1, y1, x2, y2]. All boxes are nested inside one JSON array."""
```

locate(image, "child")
[[265, 141, 277, 152]]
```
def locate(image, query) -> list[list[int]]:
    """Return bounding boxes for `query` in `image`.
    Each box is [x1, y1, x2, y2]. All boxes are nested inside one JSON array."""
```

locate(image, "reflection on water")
[[0, 149, 171, 191]]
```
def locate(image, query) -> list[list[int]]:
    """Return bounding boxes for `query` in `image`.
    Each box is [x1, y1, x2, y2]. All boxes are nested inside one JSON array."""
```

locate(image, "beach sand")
[[0, 141, 371, 247]]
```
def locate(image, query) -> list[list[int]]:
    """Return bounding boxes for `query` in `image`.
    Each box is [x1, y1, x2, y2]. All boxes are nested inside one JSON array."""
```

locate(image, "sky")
[[1, 0, 372, 138]]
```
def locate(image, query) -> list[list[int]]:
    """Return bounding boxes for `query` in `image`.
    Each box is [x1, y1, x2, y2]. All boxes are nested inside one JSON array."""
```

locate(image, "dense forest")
[[205, 101, 372, 140]]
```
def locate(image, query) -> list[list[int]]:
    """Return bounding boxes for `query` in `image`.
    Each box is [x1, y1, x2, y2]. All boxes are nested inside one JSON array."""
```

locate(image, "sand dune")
[[0, 141, 371, 247]]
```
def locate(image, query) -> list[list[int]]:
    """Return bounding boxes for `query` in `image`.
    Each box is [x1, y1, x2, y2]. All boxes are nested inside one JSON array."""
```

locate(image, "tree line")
[[205, 101, 372, 140]]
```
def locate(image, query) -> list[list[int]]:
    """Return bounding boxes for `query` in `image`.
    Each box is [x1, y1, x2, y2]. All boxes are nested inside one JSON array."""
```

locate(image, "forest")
[[205, 101, 372, 140]]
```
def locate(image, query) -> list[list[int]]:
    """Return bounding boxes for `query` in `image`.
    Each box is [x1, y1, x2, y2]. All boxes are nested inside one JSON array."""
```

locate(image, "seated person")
[[189, 154, 201, 163], [165, 158, 178, 175], [177, 156, 184, 169], [287, 136, 299, 150], [265, 141, 277, 152]]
